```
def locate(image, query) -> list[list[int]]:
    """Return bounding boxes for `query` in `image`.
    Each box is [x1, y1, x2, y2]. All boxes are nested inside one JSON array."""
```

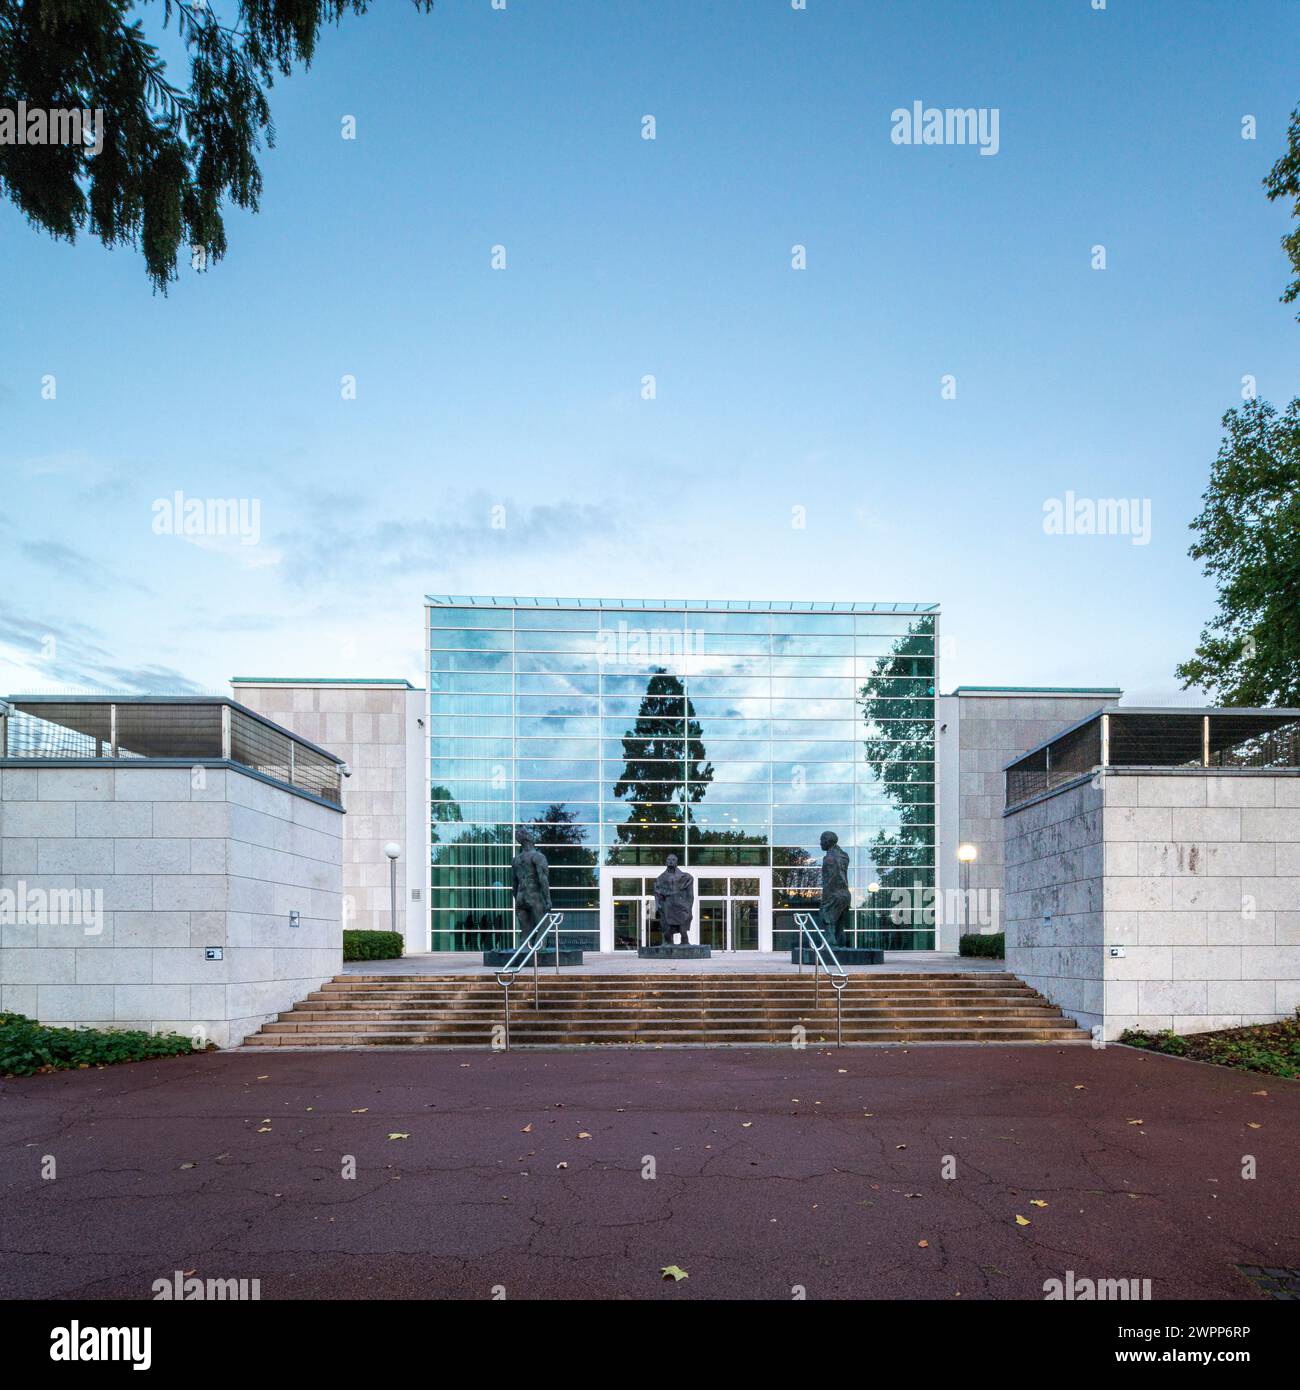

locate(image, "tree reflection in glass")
[[609, 670, 712, 858], [859, 619, 937, 944]]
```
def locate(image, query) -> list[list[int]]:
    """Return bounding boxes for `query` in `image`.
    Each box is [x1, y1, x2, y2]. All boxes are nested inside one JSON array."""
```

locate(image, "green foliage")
[[1175, 397, 1300, 705], [0, 1011, 195, 1077], [343, 928, 403, 961], [1120, 1027, 1189, 1057], [0, 0, 434, 290], [958, 931, 1004, 959], [1121, 1013, 1300, 1079], [1264, 103, 1300, 319]]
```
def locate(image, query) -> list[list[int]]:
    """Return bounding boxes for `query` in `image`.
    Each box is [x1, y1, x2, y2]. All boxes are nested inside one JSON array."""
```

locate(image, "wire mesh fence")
[[1006, 709, 1300, 811], [2, 700, 342, 805]]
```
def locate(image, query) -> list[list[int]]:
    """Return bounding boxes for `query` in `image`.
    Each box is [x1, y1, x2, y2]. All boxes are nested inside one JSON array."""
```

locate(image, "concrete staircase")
[[244, 972, 1090, 1047]]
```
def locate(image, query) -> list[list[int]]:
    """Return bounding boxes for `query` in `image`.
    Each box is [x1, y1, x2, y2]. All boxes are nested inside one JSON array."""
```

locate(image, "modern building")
[[937, 685, 1124, 941], [1004, 706, 1300, 1039], [226, 598, 1130, 959], [422, 597, 943, 956], [0, 696, 345, 1045], [230, 678, 426, 955]]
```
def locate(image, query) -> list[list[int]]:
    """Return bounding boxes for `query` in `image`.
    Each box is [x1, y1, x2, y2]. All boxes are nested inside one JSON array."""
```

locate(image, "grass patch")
[[1120, 1013, 1300, 1079], [0, 1012, 197, 1078], [343, 929, 404, 961]]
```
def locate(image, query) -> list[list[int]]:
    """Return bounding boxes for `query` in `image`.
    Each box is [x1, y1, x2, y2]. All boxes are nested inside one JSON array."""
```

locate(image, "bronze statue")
[[511, 827, 552, 934], [653, 854, 695, 945], [819, 830, 851, 948]]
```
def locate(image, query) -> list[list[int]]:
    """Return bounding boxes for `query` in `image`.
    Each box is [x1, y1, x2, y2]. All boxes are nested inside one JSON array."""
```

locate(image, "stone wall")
[[1004, 767, 1300, 1040], [1002, 775, 1105, 1034], [1100, 770, 1300, 1037], [937, 688, 1118, 947], [231, 681, 422, 950], [0, 764, 343, 1047]]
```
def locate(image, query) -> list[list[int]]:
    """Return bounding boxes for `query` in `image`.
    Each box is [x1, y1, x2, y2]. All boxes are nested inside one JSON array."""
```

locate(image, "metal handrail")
[[792, 911, 848, 1046], [494, 911, 565, 1049]]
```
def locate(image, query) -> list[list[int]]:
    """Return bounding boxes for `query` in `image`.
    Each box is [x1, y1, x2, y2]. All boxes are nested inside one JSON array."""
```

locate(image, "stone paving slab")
[[1, 1045, 1295, 1301]]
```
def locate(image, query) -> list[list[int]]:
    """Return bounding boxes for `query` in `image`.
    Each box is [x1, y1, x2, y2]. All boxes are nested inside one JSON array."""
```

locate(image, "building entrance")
[[602, 867, 772, 952]]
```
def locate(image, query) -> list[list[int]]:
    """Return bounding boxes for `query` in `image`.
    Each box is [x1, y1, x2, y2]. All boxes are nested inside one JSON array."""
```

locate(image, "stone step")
[[244, 971, 1077, 1049], [280, 1001, 1060, 1019], [262, 1009, 1077, 1030], [246, 1026, 1089, 1047]]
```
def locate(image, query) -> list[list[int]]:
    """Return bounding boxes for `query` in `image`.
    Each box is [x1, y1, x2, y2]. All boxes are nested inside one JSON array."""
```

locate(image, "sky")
[[2, 0, 1298, 702]]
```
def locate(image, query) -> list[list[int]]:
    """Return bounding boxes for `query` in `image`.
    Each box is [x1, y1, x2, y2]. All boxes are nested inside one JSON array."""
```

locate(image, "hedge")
[[959, 931, 1005, 959], [0, 1012, 196, 1078], [343, 929, 404, 961]]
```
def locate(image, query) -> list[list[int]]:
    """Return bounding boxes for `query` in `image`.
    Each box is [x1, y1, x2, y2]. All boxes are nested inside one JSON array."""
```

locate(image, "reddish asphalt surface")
[[1, 1044, 1296, 1301]]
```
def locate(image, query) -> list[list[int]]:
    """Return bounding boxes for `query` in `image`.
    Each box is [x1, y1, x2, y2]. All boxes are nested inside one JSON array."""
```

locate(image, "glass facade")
[[426, 599, 938, 952]]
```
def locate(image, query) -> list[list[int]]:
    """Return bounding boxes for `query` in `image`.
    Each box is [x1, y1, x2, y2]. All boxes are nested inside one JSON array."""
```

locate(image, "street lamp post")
[[384, 842, 401, 941], [956, 843, 978, 931]]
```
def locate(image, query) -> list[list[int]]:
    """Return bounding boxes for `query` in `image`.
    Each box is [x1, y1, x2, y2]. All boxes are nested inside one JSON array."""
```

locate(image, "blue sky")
[[2, 0, 1297, 699]]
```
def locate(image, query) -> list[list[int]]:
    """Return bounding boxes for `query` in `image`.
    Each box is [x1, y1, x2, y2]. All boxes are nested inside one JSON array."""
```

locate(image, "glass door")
[[612, 897, 641, 951], [697, 876, 760, 951]]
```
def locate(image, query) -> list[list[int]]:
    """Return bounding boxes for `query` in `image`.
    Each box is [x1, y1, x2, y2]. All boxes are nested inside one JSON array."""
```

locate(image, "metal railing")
[[494, 912, 565, 1049], [792, 911, 848, 1046], [1005, 707, 1300, 810], [0, 697, 344, 806]]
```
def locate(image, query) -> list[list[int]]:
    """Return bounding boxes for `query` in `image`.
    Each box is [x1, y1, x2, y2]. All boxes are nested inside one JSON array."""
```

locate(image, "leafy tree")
[[1176, 397, 1300, 705], [609, 670, 713, 861], [0, 0, 433, 290], [1264, 103, 1300, 320]]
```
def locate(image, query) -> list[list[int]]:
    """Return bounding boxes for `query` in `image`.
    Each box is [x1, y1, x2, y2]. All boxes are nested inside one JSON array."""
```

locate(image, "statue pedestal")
[[638, 944, 712, 959], [791, 946, 883, 965], [482, 948, 585, 967]]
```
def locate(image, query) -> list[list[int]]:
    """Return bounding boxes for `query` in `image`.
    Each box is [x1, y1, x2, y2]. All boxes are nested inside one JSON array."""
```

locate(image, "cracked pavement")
[[1, 1044, 1296, 1300]]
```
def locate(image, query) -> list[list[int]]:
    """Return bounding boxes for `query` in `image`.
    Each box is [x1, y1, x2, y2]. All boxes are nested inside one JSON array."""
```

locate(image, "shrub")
[[1121, 1013, 1300, 1078], [1120, 1027, 1189, 1056], [0, 1012, 196, 1078], [343, 929, 404, 962], [959, 931, 1005, 959]]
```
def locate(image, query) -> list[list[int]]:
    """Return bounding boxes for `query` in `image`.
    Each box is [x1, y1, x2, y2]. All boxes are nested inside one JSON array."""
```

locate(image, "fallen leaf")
[[256, 1075, 268, 1080], [1073, 1084, 1086, 1090], [521, 1124, 533, 1133], [660, 1265, 689, 1282], [917, 1239, 929, 1248], [1251, 1090, 1268, 1096], [179, 1162, 197, 1170], [388, 1132, 410, 1141], [1029, 1200, 1048, 1208], [1015, 1215, 1031, 1227], [1247, 1122, 1262, 1130], [741, 1122, 753, 1129], [1127, 1119, 1144, 1126], [556, 1162, 568, 1170], [577, 1132, 592, 1140], [256, 1127, 271, 1134], [351, 1108, 368, 1114]]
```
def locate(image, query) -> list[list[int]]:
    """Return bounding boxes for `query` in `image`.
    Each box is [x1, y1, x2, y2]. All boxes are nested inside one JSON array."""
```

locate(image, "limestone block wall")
[[0, 764, 343, 1047], [1100, 770, 1300, 1038], [1002, 776, 1105, 1034], [232, 680, 423, 950], [937, 688, 1119, 947], [1005, 768, 1300, 1040]]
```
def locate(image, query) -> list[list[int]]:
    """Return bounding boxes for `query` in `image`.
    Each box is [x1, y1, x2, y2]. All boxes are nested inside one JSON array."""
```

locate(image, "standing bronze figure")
[[819, 829, 851, 948], [511, 827, 552, 935], [653, 854, 695, 945]]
